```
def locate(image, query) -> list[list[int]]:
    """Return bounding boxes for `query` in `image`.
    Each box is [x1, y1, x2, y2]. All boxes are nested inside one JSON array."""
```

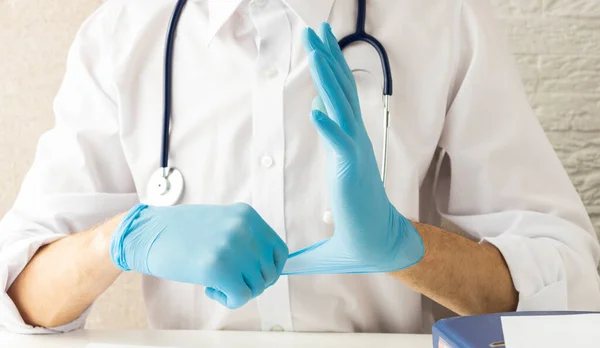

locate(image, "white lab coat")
[[1, 0, 599, 334]]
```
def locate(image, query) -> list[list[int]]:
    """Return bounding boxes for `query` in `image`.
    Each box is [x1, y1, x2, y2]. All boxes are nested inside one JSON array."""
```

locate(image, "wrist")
[[388, 207, 424, 269], [109, 203, 149, 272], [89, 212, 128, 276]]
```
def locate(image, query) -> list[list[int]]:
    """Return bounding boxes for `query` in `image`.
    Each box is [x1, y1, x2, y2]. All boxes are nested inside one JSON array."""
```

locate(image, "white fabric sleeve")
[[436, 0, 600, 311], [0, 2, 138, 333]]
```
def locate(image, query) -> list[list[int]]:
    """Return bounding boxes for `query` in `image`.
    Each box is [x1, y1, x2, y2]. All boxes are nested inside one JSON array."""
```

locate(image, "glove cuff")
[[109, 203, 149, 271], [389, 209, 425, 270]]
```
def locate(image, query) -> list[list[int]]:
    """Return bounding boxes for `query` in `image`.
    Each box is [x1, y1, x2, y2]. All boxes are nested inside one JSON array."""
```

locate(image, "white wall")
[[1, 0, 598, 329]]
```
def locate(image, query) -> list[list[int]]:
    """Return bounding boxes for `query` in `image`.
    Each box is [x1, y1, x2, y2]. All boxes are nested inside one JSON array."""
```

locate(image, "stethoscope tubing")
[[337, 0, 393, 97], [162, 0, 189, 169], [156, 0, 393, 203]]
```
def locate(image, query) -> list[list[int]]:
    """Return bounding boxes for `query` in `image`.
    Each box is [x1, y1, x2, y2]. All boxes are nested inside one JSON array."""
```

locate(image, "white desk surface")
[[0, 330, 432, 348]]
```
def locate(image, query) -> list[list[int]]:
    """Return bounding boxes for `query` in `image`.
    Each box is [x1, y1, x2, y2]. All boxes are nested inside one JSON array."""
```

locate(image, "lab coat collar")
[[205, 0, 336, 47], [285, 0, 337, 31], [205, 0, 244, 47]]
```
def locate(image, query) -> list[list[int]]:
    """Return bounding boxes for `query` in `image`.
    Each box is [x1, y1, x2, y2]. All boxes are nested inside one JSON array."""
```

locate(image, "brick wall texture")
[[490, 0, 600, 234]]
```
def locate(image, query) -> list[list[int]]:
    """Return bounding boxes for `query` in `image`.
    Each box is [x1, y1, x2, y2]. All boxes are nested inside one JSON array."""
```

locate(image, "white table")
[[0, 330, 432, 348]]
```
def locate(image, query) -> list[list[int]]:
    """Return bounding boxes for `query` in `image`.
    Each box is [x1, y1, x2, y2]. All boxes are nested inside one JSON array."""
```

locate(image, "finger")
[[230, 241, 266, 298], [302, 27, 327, 55], [311, 109, 354, 158], [311, 95, 337, 154], [309, 51, 356, 136], [319, 22, 361, 119], [319, 23, 356, 91], [260, 253, 278, 286], [235, 205, 286, 288], [233, 204, 287, 287], [205, 287, 228, 307], [272, 240, 289, 281], [242, 267, 266, 299], [303, 28, 357, 109], [219, 275, 253, 310], [312, 95, 327, 114], [237, 204, 274, 240]]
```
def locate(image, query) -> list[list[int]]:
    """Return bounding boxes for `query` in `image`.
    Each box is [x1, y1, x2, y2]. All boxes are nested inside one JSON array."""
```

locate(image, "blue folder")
[[432, 311, 594, 348]]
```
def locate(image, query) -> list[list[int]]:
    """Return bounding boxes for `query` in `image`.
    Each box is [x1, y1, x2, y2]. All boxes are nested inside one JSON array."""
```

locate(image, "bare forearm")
[[7, 214, 124, 328], [391, 221, 518, 315]]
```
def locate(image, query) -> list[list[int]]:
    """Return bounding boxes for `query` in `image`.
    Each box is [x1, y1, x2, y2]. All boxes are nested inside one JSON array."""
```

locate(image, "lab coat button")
[[261, 156, 274, 168], [270, 325, 284, 332], [323, 210, 334, 225], [264, 67, 279, 79]]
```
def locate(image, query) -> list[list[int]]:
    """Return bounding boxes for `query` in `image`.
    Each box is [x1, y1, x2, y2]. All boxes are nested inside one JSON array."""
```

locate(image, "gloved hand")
[[110, 203, 288, 309], [282, 23, 424, 275]]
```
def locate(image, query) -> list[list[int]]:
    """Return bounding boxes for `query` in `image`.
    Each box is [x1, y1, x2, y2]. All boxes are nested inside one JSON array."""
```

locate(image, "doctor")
[[2, 0, 600, 334]]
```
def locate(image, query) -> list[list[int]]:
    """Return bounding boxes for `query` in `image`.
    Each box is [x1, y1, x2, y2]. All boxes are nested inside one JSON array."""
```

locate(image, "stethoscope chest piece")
[[147, 167, 184, 206]]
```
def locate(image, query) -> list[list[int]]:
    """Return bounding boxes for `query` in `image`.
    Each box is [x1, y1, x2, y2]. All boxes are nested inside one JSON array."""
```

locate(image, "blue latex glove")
[[110, 203, 288, 309], [282, 23, 424, 275]]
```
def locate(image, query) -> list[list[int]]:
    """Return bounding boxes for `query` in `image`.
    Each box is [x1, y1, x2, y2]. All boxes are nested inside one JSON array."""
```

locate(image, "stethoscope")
[[147, 0, 393, 206]]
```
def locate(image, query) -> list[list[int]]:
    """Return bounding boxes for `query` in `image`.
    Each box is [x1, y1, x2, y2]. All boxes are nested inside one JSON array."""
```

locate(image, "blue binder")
[[432, 311, 594, 348]]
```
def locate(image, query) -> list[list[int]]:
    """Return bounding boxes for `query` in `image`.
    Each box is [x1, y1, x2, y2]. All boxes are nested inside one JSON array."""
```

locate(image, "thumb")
[[311, 97, 354, 159]]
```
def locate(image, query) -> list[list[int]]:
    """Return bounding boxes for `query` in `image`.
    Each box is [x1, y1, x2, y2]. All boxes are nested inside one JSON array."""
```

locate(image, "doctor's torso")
[[84, 0, 460, 333]]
